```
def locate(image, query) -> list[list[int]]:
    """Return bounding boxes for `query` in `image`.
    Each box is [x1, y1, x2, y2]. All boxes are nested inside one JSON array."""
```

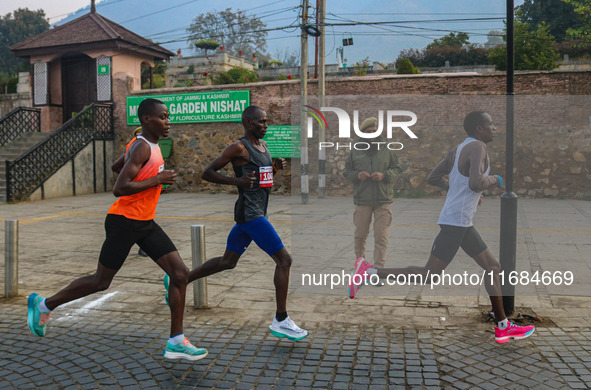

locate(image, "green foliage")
[[141, 60, 167, 89], [0, 73, 18, 94], [397, 45, 491, 68], [488, 21, 560, 71], [517, 0, 584, 42], [169, 79, 195, 88], [212, 67, 258, 84], [396, 33, 491, 68], [141, 74, 166, 90], [194, 39, 219, 55], [153, 60, 167, 76], [151, 74, 166, 89], [396, 48, 423, 67], [562, 0, 591, 44], [0, 8, 49, 76], [187, 8, 267, 57], [268, 59, 283, 66], [426, 32, 470, 50], [187, 65, 195, 74], [396, 58, 420, 74], [352, 57, 371, 76], [278, 74, 288, 80], [556, 39, 591, 58]]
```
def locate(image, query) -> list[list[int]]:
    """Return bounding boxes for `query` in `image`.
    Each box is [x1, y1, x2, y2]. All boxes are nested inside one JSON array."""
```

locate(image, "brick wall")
[[113, 70, 591, 198]]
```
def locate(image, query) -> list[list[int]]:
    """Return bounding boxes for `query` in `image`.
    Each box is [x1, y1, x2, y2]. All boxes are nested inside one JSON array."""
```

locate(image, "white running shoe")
[[269, 316, 308, 341]]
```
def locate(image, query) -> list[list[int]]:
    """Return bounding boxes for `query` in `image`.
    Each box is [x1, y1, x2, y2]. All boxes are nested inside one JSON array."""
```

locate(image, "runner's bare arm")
[[111, 153, 125, 174], [466, 142, 498, 192], [427, 148, 454, 190], [202, 142, 255, 188], [113, 141, 175, 197]]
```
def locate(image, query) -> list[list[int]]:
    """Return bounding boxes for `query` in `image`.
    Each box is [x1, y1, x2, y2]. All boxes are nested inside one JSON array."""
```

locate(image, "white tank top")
[[437, 137, 489, 227]]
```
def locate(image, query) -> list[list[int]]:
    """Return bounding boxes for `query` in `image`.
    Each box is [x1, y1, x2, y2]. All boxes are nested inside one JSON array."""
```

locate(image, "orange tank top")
[[108, 136, 164, 221]]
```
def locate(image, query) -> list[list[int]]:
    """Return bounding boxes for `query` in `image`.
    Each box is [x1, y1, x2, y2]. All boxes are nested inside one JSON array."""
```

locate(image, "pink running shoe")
[[494, 322, 535, 344], [348, 257, 373, 299]]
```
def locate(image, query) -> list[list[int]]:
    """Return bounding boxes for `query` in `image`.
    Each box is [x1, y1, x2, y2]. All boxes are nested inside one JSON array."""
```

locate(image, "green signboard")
[[97, 64, 109, 75], [264, 125, 300, 158], [126, 90, 250, 125]]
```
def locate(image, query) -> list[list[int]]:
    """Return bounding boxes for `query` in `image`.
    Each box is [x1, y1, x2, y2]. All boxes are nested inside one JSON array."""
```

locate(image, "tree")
[[273, 48, 299, 67], [187, 8, 267, 57], [396, 58, 420, 74], [425, 32, 470, 50], [396, 33, 491, 68], [395, 48, 423, 68], [0, 73, 18, 94], [194, 39, 220, 55], [518, 0, 584, 42], [562, 0, 591, 44], [141, 59, 167, 89], [0, 8, 49, 75], [352, 57, 371, 76], [488, 21, 560, 71]]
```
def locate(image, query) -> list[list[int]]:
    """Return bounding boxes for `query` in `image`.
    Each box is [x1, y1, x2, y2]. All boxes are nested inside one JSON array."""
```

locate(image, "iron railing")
[[6, 103, 114, 202], [0, 107, 41, 149]]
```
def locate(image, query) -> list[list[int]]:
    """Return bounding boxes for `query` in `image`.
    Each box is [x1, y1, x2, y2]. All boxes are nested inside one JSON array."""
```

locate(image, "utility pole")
[[317, 0, 326, 198], [300, 0, 309, 204], [314, 1, 319, 79], [500, 0, 517, 316]]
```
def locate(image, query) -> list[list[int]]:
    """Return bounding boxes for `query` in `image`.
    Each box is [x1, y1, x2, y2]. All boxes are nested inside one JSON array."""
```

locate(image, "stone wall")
[[112, 70, 591, 198], [0, 92, 31, 118], [30, 140, 114, 201]]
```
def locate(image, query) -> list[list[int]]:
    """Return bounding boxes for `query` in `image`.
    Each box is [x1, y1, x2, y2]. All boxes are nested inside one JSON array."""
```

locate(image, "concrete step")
[[0, 132, 50, 162], [0, 153, 23, 161], [0, 131, 51, 203]]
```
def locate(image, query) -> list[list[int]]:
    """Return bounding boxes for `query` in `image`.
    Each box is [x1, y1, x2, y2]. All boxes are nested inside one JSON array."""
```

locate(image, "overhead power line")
[[119, 0, 202, 23], [321, 17, 505, 27]]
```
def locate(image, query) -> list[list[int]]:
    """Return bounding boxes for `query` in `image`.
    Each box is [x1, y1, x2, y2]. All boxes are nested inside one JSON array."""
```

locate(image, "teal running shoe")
[[163, 337, 208, 361], [163, 274, 170, 307], [27, 293, 51, 337]]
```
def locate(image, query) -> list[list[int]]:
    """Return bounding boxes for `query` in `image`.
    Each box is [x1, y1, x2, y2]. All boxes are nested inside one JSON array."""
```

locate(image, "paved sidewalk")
[[1, 193, 591, 389]]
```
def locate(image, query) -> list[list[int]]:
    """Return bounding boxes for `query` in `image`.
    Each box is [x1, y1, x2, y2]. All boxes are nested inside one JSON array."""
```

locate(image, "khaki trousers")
[[353, 203, 392, 269]]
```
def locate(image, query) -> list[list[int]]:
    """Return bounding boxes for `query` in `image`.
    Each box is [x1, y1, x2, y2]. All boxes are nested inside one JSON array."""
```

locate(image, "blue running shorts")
[[226, 217, 284, 256]]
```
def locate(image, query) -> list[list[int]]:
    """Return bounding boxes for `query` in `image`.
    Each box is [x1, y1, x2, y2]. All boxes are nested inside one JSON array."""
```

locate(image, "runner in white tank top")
[[350, 111, 535, 344]]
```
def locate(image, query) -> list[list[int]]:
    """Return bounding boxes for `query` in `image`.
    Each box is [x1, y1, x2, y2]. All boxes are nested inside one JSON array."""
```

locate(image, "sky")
[[1, 0, 525, 64], [0, 0, 107, 23]]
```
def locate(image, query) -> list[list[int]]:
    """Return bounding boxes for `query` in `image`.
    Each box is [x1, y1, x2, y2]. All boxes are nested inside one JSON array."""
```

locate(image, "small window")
[[33, 61, 48, 105], [96, 55, 112, 101]]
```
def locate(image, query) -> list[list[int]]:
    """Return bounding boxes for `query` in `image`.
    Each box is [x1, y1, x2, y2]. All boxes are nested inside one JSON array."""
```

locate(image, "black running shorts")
[[98, 214, 177, 271], [430, 224, 487, 263]]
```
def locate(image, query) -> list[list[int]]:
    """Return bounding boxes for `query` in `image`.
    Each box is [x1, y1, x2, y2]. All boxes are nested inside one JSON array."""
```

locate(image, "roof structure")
[[10, 11, 174, 59]]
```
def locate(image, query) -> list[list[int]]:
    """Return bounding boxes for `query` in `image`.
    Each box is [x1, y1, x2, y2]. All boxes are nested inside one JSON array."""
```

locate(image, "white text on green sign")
[[126, 90, 250, 125]]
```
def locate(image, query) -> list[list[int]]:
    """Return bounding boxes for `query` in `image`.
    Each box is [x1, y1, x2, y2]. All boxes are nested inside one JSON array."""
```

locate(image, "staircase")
[[0, 132, 49, 203], [4, 104, 114, 202]]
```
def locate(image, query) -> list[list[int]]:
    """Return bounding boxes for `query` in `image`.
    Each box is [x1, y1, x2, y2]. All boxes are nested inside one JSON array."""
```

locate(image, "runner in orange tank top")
[[27, 98, 208, 361]]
